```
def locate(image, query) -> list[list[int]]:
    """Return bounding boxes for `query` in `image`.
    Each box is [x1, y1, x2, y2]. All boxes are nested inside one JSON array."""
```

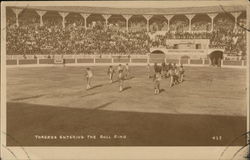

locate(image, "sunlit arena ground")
[[7, 66, 247, 146]]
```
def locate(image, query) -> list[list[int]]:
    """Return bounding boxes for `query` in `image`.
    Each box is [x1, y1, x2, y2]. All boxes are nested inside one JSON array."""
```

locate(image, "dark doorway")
[[209, 51, 223, 67], [151, 50, 165, 54], [150, 50, 165, 63]]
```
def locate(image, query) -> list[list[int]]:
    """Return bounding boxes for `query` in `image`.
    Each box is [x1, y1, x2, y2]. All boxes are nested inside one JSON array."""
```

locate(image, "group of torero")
[[151, 62, 185, 95], [85, 63, 130, 92], [85, 62, 185, 94]]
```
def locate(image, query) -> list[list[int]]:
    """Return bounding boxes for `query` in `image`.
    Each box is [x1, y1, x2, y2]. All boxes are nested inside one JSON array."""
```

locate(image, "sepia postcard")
[[1, 0, 249, 159]]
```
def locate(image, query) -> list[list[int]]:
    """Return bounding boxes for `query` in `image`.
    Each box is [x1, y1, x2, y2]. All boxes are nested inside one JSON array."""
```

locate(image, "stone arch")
[[150, 50, 166, 63]]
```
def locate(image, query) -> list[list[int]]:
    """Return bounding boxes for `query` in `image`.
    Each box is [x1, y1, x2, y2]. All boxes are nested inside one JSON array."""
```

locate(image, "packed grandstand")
[[6, 5, 247, 60]]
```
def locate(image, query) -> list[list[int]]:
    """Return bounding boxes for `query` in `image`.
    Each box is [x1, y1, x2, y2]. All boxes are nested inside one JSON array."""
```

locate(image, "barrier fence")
[[6, 57, 247, 68]]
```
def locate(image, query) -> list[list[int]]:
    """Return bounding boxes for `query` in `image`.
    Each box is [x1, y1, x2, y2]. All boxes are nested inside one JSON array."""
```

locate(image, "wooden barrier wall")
[[6, 57, 247, 67]]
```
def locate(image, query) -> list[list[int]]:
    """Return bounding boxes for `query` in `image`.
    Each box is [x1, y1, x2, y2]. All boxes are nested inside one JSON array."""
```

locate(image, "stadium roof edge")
[[8, 5, 246, 15]]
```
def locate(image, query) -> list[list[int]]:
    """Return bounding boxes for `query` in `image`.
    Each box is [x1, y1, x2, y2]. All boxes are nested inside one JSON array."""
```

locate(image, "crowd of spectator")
[[6, 11, 247, 58], [191, 21, 211, 31], [150, 16, 246, 57], [169, 20, 189, 32], [7, 22, 150, 55]]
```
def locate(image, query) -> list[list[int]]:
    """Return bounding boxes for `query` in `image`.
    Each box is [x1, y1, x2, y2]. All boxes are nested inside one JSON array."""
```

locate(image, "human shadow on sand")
[[160, 89, 165, 93], [11, 94, 46, 101], [80, 92, 98, 98], [93, 100, 116, 110], [88, 84, 103, 90], [125, 76, 135, 81], [122, 86, 132, 91]]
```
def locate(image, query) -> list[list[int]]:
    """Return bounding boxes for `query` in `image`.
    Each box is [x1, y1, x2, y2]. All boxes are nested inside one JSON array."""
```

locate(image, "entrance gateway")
[[150, 50, 166, 63], [208, 50, 223, 66], [150, 39, 224, 64]]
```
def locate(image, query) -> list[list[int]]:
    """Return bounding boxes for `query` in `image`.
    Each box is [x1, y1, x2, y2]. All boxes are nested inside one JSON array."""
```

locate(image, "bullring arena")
[[4, 2, 248, 146]]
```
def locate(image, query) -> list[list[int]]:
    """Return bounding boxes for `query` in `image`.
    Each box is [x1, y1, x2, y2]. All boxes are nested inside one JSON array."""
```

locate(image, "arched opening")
[[149, 15, 168, 32], [19, 9, 39, 26], [170, 15, 188, 32], [43, 11, 62, 27], [209, 51, 223, 66], [87, 14, 105, 29], [150, 50, 165, 58], [65, 12, 84, 27], [151, 50, 165, 54], [6, 7, 16, 26], [191, 14, 211, 31], [214, 13, 234, 31], [129, 15, 146, 32], [150, 50, 165, 63], [108, 15, 126, 31]]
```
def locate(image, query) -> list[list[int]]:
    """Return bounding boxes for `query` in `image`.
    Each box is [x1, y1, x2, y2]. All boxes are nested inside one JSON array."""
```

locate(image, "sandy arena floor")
[[6, 66, 247, 146]]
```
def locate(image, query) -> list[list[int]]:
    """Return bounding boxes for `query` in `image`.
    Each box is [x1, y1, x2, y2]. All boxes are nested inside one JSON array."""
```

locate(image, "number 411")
[[212, 136, 222, 140]]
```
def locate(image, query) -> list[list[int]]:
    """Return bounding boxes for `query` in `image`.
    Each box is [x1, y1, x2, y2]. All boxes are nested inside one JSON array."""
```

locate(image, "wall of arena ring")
[[6, 53, 247, 68]]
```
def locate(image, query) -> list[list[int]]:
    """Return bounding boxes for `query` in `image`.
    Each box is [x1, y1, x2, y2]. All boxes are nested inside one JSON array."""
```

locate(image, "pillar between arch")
[[36, 10, 47, 26], [207, 13, 218, 32], [186, 14, 195, 32], [231, 12, 241, 31], [143, 15, 153, 32], [80, 13, 90, 29], [122, 14, 132, 32], [59, 12, 69, 28], [164, 15, 174, 32], [102, 14, 111, 27], [12, 8, 23, 27]]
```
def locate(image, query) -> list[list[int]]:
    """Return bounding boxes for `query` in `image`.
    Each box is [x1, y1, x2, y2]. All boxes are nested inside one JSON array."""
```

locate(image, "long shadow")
[[111, 79, 119, 84], [88, 84, 103, 90], [7, 102, 246, 146], [111, 76, 135, 84], [123, 86, 132, 91], [11, 94, 46, 101], [80, 92, 98, 98], [125, 76, 135, 81], [159, 89, 165, 93], [93, 101, 115, 110]]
